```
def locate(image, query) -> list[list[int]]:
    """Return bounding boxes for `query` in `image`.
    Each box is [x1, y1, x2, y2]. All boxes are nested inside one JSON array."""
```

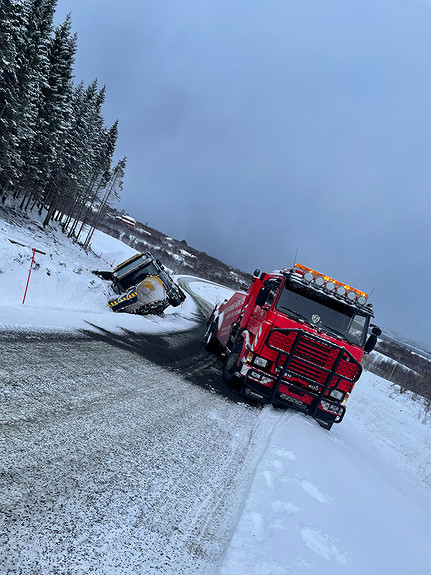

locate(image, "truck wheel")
[[223, 340, 244, 389], [204, 319, 218, 353], [168, 286, 186, 307], [316, 419, 333, 431]]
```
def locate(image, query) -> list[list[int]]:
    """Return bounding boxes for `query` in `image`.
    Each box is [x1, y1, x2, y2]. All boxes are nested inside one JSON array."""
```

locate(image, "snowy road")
[[1, 318, 283, 574]]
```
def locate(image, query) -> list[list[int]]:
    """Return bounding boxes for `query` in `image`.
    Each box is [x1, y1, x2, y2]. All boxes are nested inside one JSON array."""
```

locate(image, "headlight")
[[336, 286, 346, 296], [315, 276, 324, 287], [347, 291, 356, 301], [248, 370, 273, 385], [357, 295, 367, 305], [320, 400, 343, 416], [304, 272, 314, 283], [254, 356, 269, 368], [325, 281, 335, 292]]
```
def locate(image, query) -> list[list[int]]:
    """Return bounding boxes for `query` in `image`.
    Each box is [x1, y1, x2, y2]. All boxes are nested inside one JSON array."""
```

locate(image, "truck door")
[[246, 279, 281, 341], [247, 305, 268, 341]]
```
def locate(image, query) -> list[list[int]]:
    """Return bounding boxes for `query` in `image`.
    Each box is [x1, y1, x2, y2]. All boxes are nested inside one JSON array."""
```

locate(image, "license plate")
[[280, 393, 306, 408]]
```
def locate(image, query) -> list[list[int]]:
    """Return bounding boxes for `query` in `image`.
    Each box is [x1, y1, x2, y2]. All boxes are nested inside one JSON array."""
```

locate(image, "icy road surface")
[[1, 324, 280, 574]]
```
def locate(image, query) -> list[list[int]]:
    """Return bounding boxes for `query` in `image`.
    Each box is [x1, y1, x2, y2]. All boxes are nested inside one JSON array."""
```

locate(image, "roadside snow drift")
[[218, 372, 431, 575], [0, 213, 196, 333]]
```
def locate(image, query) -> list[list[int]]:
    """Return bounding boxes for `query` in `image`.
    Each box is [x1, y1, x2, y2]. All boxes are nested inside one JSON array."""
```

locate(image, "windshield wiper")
[[282, 308, 312, 326], [320, 324, 352, 343]]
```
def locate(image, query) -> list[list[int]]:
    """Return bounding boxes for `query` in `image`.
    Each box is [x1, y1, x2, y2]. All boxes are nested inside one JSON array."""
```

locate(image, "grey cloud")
[[55, 0, 431, 346]]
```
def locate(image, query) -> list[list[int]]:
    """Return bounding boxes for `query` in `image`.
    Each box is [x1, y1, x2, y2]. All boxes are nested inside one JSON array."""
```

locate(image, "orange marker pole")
[[22, 248, 46, 304]]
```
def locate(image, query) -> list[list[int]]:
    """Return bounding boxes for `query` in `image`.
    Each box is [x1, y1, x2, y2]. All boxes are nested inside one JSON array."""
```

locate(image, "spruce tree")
[[0, 1, 127, 228], [0, 0, 27, 197], [37, 14, 76, 222], [83, 156, 126, 248], [17, 0, 58, 203]]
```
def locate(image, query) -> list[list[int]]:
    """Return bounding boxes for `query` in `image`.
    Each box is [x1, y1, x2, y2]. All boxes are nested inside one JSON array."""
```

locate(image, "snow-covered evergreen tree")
[[83, 155, 126, 248], [17, 0, 58, 200], [34, 14, 77, 210], [0, 0, 28, 197], [0, 0, 126, 227]]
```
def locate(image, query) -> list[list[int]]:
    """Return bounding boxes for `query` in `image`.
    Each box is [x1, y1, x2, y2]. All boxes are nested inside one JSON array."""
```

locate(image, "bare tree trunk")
[[83, 175, 118, 249], [68, 169, 101, 238]]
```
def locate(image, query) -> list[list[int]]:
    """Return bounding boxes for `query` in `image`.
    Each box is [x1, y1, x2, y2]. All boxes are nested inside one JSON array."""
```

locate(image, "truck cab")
[[206, 263, 380, 430]]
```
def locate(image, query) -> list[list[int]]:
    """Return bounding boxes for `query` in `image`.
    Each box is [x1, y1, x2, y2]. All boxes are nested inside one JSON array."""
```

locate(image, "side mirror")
[[364, 325, 381, 354], [255, 287, 269, 307], [370, 324, 382, 336]]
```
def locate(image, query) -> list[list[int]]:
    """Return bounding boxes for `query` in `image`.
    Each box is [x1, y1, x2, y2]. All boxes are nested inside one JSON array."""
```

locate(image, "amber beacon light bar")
[[290, 263, 369, 305]]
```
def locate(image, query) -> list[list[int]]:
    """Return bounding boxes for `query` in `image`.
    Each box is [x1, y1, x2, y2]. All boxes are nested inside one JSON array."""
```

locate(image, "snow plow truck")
[[205, 263, 380, 430], [94, 251, 186, 316]]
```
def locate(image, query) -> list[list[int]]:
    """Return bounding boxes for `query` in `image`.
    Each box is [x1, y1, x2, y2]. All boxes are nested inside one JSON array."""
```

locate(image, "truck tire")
[[223, 340, 244, 389], [168, 285, 186, 307], [204, 318, 219, 353]]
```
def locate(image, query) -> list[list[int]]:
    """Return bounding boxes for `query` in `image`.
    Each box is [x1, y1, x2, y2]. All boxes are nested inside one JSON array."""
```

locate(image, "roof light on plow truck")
[[284, 262, 382, 352], [285, 263, 370, 308]]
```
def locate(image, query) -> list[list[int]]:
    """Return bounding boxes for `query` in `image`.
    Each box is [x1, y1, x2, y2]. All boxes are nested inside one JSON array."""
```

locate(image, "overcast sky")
[[54, 0, 430, 347]]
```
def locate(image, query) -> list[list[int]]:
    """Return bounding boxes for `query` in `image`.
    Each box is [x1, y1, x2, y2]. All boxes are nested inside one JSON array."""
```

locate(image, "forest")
[[0, 0, 125, 248]]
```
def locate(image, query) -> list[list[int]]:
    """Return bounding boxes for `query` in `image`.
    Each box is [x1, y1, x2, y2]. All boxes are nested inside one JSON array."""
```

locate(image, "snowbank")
[[217, 372, 431, 575], [186, 279, 235, 308], [0, 214, 197, 334]]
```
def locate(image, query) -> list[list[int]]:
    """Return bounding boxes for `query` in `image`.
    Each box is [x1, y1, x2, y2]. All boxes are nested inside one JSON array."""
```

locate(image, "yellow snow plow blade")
[[108, 276, 169, 315]]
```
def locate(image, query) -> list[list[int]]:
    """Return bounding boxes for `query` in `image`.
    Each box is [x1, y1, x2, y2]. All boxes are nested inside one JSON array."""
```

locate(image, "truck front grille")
[[266, 329, 361, 385]]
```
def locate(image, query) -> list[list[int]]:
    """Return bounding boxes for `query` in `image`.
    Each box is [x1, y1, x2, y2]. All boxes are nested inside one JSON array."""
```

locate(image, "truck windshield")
[[275, 280, 369, 346], [115, 257, 159, 292]]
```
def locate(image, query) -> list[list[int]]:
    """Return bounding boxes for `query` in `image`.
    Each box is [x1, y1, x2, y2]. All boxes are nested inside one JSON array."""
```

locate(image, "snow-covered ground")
[[1, 212, 431, 574], [0, 213, 197, 333], [218, 375, 431, 575]]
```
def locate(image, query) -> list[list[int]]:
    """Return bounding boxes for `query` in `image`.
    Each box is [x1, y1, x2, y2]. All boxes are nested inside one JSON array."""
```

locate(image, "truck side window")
[[348, 314, 367, 344], [265, 280, 282, 306]]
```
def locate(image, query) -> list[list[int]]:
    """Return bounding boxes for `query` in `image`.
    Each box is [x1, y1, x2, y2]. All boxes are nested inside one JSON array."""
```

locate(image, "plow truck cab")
[[205, 263, 380, 430]]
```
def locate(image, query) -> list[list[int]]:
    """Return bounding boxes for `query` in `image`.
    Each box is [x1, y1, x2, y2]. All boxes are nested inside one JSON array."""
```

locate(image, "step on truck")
[[205, 263, 381, 430]]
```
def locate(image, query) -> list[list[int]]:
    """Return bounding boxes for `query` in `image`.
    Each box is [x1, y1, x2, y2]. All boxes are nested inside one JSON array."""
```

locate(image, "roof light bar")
[[293, 263, 368, 302]]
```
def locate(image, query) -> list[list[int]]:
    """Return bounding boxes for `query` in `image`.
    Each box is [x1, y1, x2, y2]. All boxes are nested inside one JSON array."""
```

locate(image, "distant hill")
[[380, 328, 431, 362], [95, 206, 252, 292], [363, 333, 431, 403]]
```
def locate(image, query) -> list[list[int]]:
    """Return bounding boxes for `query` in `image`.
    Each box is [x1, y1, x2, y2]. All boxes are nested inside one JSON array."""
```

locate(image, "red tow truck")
[[205, 263, 381, 430]]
